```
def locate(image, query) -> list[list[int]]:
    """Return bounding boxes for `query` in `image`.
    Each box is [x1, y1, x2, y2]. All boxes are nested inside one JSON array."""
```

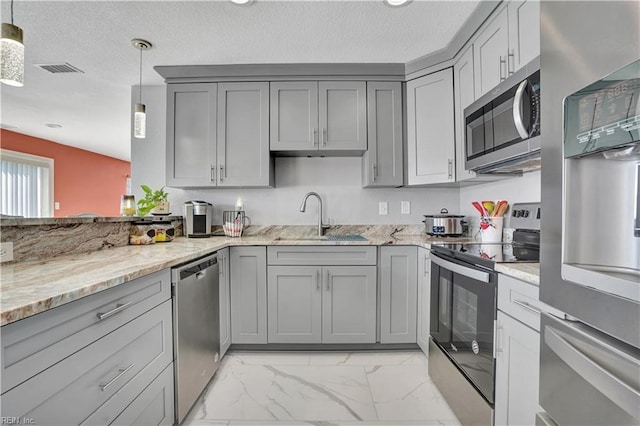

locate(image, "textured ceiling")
[[0, 0, 479, 161]]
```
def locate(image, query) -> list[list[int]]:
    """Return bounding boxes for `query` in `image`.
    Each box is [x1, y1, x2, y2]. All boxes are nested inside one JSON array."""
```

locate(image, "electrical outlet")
[[54, 202, 60, 210], [1, 242, 14, 263], [401, 201, 411, 215], [379, 201, 388, 215]]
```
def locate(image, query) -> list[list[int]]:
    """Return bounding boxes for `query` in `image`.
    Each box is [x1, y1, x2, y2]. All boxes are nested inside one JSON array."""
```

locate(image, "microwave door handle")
[[431, 255, 490, 283], [513, 80, 529, 140]]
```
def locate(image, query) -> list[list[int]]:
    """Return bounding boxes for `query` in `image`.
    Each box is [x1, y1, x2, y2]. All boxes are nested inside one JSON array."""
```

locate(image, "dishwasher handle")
[[172, 254, 219, 282]]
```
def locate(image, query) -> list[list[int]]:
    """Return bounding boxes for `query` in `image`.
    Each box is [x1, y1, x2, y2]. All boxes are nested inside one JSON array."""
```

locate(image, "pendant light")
[[131, 38, 152, 139], [1, 0, 24, 87]]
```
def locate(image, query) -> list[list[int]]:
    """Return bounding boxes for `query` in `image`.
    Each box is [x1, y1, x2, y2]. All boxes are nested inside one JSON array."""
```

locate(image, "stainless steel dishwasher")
[[171, 253, 220, 424]]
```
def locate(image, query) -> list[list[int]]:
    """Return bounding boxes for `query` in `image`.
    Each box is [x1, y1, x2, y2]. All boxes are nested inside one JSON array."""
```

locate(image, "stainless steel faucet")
[[299, 192, 329, 236]]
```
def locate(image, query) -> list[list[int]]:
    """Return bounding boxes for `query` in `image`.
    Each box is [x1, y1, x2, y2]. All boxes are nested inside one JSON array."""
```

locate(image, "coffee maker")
[[184, 201, 213, 238]]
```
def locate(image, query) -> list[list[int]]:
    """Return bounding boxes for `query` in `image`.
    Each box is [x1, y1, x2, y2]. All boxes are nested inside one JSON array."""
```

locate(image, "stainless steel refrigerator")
[[539, 2, 640, 425]]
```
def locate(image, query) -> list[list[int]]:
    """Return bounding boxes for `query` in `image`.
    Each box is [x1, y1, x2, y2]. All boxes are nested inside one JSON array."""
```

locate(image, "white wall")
[[131, 85, 460, 226], [459, 170, 541, 228]]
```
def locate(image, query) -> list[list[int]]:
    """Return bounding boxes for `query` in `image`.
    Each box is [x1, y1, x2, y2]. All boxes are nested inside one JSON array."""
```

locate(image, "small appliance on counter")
[[184, 200, 213, 238], [422, 208, 467, 237]]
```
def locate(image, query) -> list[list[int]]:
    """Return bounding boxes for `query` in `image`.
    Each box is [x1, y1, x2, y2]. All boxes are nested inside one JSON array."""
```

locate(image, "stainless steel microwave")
[[464, 57, 540, 173]]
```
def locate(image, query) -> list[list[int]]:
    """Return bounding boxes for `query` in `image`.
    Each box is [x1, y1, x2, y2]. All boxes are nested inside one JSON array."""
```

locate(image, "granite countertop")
[[495, 263, 540, 285], [1, 233, 469, 326]]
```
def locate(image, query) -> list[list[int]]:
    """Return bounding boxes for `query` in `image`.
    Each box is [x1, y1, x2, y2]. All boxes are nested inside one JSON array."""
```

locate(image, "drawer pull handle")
[[97, 301, 133, 321], [99, 363, 134, 391], [513, 299, 541, 315]]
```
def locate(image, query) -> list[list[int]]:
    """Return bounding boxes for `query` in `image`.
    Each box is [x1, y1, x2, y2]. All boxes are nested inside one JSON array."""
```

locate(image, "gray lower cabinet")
[[1, 300, 173, 425], [362, 81, 403, 188], [379, 246, 418, 344], [219, 247, 231, 357], [267, 265, 377, 344], [230, 246, 268, 344], [416, 247, 430, 355]]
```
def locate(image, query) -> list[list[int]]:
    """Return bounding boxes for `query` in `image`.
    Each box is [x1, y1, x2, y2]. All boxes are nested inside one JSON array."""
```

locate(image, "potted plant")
[[137, 185, 170, 216]]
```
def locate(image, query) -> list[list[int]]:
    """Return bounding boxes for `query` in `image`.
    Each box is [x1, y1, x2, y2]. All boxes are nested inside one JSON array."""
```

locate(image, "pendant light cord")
[[10, 0, 14, 25], [138, 47, 143, 104]]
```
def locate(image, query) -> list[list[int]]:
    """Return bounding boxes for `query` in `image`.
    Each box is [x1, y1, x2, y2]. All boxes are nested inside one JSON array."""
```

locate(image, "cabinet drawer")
[[1, 269, 171, 393], [1, 301, 173, 425], [268, 246, 377, 266]]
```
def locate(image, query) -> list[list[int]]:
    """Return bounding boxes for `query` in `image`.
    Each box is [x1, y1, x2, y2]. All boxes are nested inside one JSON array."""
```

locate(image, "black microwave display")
[[564, 59, 640, 158]]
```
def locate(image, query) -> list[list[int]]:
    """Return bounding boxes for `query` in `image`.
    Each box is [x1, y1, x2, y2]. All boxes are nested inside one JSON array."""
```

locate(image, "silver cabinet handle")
[[99, 363, 134, 391], [494, 320, 503, 356], [316, 269, 320, 290], [219, 164, 224, 183], [499, 56, 506, 81], [545, 326, 640, 418], [431, 254, 490, 283], [424, 255, 429, 277], [312, 128, 318, 146], [447, 159, 453, 179], [97, 301, 133, 321], [508, 50, 515, 75], [321, 128, 327, 147], [513, 299, 541, 315], [372, 163, 377, 182], [513, 80, 529, 140], [326, 269, 331, 291], [210, 165, 215, 183]]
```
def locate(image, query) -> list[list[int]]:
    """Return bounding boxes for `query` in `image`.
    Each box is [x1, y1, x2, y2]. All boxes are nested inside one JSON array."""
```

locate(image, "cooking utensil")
[[472, 201, 486, 216], [494, 200, 509, 217], [482, 201, 495, 215]]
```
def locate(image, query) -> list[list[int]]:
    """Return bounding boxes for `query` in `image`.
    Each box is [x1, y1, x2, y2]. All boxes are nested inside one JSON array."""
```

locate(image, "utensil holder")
[[478, 216, 503, 243], [223, 211, 244, 237]]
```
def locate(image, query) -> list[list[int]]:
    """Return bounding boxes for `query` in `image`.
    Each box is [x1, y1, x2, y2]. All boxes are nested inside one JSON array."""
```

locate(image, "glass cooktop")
[[431, 242, 540, 263]]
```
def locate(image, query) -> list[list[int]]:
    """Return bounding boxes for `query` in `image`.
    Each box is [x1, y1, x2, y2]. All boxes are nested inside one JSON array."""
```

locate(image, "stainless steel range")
[[428, 203, 540, 425]]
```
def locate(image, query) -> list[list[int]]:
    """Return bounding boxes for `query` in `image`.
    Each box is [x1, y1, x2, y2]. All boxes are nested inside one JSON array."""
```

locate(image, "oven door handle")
[[431, 255, 490, 283]]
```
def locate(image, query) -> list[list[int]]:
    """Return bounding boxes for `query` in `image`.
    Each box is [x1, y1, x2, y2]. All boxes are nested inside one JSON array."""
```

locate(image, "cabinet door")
[[454, 46, 477, 182], [416, 248, 430, 356], [379, 246, 418, 343], [267, 266, 322, 344], [363, 82, 403, 188], [230, 246, 268, 344], [508, 0, 540, 73], [473, 7, 509, 98], [218, 248, 231, 357], [166, 83, 217, 187], [270, 82, 319, 151], [322, 266, 377, 344], [319, 81, 367, 152], [495, 311, 540, 426], [217, 82, 272, 187], [406, 69, 455, 185]]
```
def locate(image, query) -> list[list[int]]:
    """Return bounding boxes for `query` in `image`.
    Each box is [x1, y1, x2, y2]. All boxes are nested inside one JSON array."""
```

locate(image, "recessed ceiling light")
[[384, 0, 411, 7], [230, 0, 254, 5], [45, 123, 62, 128]]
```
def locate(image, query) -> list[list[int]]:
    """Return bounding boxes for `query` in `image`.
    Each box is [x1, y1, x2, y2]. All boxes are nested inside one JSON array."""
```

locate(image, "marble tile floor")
[[182, 350, 461, 426]]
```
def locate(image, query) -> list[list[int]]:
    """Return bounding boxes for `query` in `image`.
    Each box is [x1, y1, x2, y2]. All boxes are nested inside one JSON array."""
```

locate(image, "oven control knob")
[[523, 210, 530, 218], [472, 340, 480, 355]]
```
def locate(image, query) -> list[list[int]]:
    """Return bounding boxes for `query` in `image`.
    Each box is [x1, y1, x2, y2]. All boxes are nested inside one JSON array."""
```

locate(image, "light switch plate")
[[401, 201, 411, 215], [379, 201, 388, 215], [1, 242, 14, 263]]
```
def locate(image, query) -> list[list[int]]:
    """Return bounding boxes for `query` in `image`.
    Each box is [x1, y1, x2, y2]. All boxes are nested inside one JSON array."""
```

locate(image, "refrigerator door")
[[539, 313, 640, 425]]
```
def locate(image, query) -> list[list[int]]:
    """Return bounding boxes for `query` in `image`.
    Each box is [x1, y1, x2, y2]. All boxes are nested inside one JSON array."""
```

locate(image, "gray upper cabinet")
[[362, 82, 403, 188], [380, 246, 418, 344], [230, 246, 268, 344], [167, 82, 272, 188], [454, 46, 477, 182], [166, 83, 217, 187], [270, 81, 367, 154], [322, 265, 377, 344], [416, 247, 430, 356], [270, 82, 319, 151], [218, 248, 231, 357], [406, 68, 455, 185], [217, 82, 273, 187], [507, 0, 540, 72], [473, 7, 509, 99], [267, 266, 322, 344]]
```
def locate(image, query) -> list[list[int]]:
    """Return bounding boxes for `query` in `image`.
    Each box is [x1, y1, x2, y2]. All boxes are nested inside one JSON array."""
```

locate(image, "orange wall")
[[1, 130, 131, 217]]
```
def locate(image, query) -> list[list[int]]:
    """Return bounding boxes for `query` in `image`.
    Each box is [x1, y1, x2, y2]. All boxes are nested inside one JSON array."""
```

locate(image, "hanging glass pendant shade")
[[1, 22, 24, 87], [134, 103, 146, 139]]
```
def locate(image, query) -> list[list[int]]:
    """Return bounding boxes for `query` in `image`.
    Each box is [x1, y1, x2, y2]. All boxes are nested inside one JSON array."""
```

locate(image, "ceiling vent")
[[35, 62, 84, 74]]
